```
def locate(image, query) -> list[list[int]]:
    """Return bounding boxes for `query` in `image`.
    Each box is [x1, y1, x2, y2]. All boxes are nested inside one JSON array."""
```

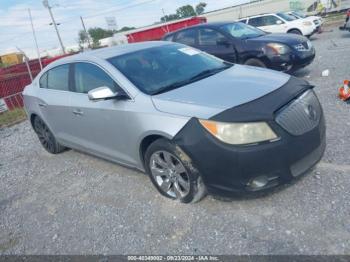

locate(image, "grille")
[[276, 90, 322, 136], [294, 41, 312, 51]]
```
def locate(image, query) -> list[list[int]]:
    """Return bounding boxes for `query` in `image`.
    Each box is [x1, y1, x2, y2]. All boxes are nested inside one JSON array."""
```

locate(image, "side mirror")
[[88, 86, 118, 101], [217, 38, 230, 46], [276, 20, 283, 25]]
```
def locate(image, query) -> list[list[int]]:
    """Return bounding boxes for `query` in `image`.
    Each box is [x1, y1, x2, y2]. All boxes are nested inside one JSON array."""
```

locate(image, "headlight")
[[303, 21, 313, 26], [199, 120, 279, 145], [265, 43, 290, 55]]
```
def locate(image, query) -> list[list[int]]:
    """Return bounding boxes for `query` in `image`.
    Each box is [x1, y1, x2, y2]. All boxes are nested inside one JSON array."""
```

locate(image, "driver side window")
[[198, 28, 227, 46], [73, 63, 119, 94], [264, 15, 284, 26]]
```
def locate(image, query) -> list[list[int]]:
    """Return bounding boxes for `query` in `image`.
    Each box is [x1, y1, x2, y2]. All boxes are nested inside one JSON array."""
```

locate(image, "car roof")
[[164, 22, 239, 36], [240, 13, 278, 20], [55, 41, 172, 63]]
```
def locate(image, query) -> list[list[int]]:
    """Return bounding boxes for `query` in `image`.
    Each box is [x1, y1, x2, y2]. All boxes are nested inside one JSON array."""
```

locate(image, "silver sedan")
[[23, 42, 325, 203]]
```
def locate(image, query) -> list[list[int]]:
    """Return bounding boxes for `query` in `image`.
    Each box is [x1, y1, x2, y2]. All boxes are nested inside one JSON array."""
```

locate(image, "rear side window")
[[73, 62, 118, 93], [239, 19, 247, 24], [46, 64, 69, 91], [175, 29, 197, 46], [198, 28, 226, 46]]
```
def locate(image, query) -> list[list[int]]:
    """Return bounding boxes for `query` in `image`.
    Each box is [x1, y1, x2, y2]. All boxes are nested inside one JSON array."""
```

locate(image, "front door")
[[197, 28, 237, 63], [66, 62, 136, 165], [249, 15, 285, 33]]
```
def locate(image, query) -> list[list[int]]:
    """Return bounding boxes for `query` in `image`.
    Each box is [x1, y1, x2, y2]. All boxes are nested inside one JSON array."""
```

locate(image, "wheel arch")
[[139, 132, 173, 169], [29, 113, 39, 128], [287, 28, 302, 34]]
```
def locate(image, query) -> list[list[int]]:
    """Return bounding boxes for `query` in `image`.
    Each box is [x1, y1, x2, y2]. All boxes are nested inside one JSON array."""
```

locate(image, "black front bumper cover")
[[172, 77, 326, 197]]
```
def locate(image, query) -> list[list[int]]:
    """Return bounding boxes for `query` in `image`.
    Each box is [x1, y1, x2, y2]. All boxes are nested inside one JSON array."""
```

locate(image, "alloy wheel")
[[149, 151, 191, 199]]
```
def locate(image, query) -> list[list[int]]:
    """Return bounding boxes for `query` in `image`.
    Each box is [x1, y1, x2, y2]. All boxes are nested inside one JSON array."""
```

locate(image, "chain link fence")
[[0, 92, 27, 128]]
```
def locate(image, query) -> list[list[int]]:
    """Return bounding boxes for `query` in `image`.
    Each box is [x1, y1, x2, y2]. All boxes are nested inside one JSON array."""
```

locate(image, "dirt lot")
[[1, 25, 350, 255]]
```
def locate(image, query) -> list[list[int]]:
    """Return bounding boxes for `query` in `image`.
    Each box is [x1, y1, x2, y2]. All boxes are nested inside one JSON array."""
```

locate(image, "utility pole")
[[28, 8, 43, 70], [80, 16, 91, 49], [16, 47, 33, 82], [42, 0, 65, 54], [161, 8, 170, 33]]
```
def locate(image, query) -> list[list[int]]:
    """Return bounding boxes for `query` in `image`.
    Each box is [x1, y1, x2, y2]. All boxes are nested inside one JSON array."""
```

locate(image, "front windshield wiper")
[[152, 64, 232, 95], [189, 65, 231, 82]]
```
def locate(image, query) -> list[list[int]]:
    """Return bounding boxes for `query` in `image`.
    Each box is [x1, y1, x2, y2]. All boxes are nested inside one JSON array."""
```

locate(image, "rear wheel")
[[145, 139, 206, 203], [244, 58, 266, 68], [33, 116, 66, 154]]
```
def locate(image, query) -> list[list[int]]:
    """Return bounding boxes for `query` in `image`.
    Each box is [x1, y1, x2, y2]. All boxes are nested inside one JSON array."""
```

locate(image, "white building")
[[203, 0, 350, 22]]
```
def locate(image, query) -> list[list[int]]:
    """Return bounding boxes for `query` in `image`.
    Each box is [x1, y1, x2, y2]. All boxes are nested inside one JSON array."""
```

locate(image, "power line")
[[53, 0, 158, 25], [0, 0, 160, 48]]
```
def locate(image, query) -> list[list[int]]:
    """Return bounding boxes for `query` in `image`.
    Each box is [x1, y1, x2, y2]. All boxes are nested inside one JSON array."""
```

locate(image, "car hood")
[[247, 33, 307, 45], [151, 64, 290, 119]]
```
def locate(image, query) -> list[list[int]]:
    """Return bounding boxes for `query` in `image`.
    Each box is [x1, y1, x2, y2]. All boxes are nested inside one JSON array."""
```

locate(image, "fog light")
[[248, 176, 269, 189]]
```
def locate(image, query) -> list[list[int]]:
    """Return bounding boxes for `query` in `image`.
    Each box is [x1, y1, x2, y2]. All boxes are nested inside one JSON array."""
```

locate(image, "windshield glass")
[[108, 44, 232, 95], [277, 12, 297, 21], [220, 22, 265, 39]]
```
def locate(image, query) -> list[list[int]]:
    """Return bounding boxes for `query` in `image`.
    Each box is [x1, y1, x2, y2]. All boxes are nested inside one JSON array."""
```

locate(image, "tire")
[[244, 58, 266, 68], [288, 29, 302, 35], [33, 116, 66, 154], [144, 138, 206, 203]]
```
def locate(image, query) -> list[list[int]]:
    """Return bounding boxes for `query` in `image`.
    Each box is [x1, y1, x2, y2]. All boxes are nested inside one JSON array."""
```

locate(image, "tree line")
[[78, 2, 207, 48]]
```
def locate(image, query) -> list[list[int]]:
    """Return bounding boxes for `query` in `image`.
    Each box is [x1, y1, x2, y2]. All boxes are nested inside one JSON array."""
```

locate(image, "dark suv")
[[163, 22, 315, 72]]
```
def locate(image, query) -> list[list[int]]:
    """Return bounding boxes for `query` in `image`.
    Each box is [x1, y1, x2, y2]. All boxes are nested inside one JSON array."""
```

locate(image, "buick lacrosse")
[[23, 42, 326, 203]]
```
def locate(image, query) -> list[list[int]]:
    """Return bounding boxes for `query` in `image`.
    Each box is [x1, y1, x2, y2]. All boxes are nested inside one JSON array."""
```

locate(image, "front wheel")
[[144, 139, 206, 203], [288, 29, 302, 35]]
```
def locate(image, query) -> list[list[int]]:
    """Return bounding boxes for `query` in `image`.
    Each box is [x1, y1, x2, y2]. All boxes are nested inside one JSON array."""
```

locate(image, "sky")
[[0, 0, 248, 58]]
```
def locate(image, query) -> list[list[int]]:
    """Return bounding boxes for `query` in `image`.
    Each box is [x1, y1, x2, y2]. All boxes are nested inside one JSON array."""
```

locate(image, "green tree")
[[160, 3, 206, 22], [161, 14, 180, 23], [176, 5, 196, 18], [88, 27, 114, 47], [118, 26, 136, 32], [78, 30, 89, 49], [195, 2, 207, 15]]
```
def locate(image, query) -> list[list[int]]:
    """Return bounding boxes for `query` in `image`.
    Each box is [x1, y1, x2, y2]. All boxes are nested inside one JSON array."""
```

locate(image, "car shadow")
[[340, 33, 350, 38], [210, 167, 314, 203], [291, 68, 311, 78]]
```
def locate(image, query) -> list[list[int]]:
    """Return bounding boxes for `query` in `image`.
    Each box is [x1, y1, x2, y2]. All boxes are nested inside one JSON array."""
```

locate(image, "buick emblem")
[[305, 104, 317, 121]]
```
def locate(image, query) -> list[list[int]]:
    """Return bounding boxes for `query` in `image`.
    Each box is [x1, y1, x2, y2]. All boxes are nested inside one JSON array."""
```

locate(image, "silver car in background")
[[23, 42, 326, 203]]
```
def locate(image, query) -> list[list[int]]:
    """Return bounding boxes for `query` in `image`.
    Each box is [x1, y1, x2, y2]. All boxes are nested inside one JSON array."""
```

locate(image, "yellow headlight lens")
[[199, 120, 278, 145]]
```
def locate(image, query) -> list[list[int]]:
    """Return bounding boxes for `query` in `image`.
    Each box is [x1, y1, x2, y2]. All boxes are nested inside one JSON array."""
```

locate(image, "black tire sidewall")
[[289, 29, 302, 35], [33, 116, 64, 154], [144, 138, 201, 203]]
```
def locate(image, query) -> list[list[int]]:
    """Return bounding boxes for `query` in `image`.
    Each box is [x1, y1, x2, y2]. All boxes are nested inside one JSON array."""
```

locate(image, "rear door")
[[36, 64, 74, 145], [197, 27, 237, 63]]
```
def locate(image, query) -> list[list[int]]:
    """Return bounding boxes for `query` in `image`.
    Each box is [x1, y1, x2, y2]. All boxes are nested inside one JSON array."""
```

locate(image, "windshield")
[[277, 12, 297, 21], [108, 44, 232, 95], [220, 22, 265, 39]]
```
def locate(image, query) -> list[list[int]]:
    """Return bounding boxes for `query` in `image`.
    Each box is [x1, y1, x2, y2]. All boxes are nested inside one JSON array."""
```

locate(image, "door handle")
[[73, 109, 84, 116], [38, 103, 47, 107]]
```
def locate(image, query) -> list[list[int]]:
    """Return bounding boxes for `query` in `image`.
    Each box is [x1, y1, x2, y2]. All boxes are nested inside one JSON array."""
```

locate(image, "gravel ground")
[[1, 26, 350, 255]]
